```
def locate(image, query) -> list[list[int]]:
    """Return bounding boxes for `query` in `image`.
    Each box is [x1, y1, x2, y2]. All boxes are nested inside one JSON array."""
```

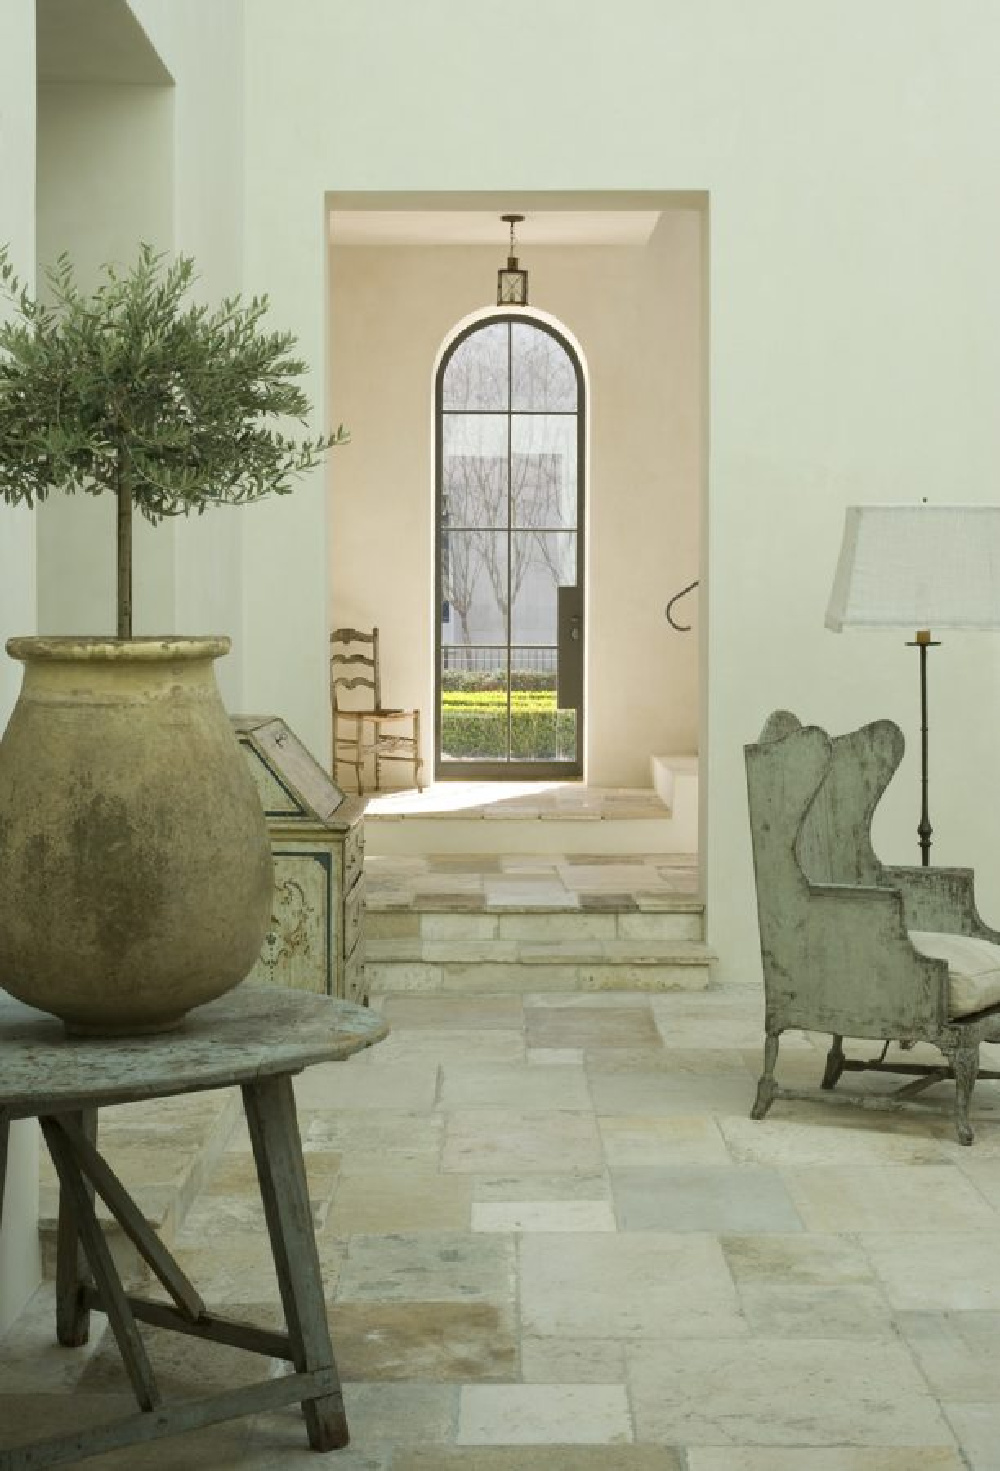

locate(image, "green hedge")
[[441, 704, 576, 760], [442, 670, 556, 694]]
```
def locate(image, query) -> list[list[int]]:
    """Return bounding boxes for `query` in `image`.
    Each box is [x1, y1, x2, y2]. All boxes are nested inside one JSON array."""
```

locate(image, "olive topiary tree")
[[0, 244, 347, 637]]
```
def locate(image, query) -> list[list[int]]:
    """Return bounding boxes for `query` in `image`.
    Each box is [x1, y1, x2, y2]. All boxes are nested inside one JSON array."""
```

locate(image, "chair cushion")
[[909, 930, 1000, 1018]]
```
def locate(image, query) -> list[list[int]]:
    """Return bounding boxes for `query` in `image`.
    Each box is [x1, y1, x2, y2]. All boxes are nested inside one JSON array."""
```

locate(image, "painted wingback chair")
[[745, 710, 1000, 1144]]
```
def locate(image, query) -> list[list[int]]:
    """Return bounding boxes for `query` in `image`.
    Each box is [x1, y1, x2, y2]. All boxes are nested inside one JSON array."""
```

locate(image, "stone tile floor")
[[364, 783, 671, 822], [4, 986, 1000, 1468], [365, 853, 700, 911]]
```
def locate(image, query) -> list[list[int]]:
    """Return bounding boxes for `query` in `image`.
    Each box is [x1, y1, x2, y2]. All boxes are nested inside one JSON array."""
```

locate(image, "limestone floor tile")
[[627, 1336, 952, 1446], [722, 1233, 877, 1287], [303, 1111, 443, 1168], [719, 1114, 948, 1168], [165, 1231, 346, 1308], [396, 1450, 682, 1471], [176, 1191, 269, 1240], [484, 880, 577, 908], [335, 1231, 515, 1305], [520, 1233, 746, 1339], [380, 995, 525, 1030], [326, 1169, 472, 1234], [0, 1286, 106, 1393], [472, 1171, 611, 1202], [782, 1165, 998, 1233], [952, 1155, 1000, 1209], [329, 1300, 516, 1382], [77, 1313, 283, 1396], [525, 991, 656, 1009], [0, 1394, 264, 1469], [438, 1062, 592, 1112], [457, 1383, 632, 1445], [686, 1450, 964, 1470], [525, 1003, 661, 1050], [292, 1061, 438, 1112], [941, 1401, 1000, 1470], [364, 1030, 526, 1067], [862, 1231, 1000, 1309], [558, 862, 659, 890], [520, 1336, 628, 1383], [202, 1147, 341, 1227], [442, 1109, 603, 1174], [935, 1118, 1000, 1159], [527, 1047, 585, 1065], [651, 1013, 816, 1052], [610, 1165, 804, 1233], [254, 1383, 459, 1453], [735, 1283, 900, 1338], [599, 1115, 733, 1168], [471, 1200, 617, 1232], [895, 1310, 1000, 1401], [589, 1070, 757, 1119]]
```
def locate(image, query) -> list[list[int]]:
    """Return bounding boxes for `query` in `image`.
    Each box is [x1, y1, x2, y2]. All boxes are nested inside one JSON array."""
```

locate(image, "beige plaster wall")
[[328, 211, 703, 786], [242, 0, 1000, 980], [0, 0, 41, 1338]]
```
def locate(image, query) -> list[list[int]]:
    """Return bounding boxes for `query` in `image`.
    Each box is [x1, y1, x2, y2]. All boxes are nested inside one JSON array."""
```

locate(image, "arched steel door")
[[435, 315, 585, 779]]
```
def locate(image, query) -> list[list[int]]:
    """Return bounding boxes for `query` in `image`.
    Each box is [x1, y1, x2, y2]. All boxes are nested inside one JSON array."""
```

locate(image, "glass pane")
[[442, 322, 509, 410], [510, 531, 575, 645], [510, 415, 577, 530], [511, 323, 577, 412], [440, 649, 508, 762], [442, 415, 508, 530], [510, 647, 576, 762], [440, 530, 508, 647]]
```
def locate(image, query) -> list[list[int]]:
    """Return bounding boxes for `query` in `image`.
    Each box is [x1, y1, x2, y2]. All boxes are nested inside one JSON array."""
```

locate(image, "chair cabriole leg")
[[751, 1030, 781, 1119]]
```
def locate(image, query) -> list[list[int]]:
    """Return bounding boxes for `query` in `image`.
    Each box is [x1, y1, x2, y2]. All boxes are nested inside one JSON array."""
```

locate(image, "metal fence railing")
[[441, 645, 557, 675]]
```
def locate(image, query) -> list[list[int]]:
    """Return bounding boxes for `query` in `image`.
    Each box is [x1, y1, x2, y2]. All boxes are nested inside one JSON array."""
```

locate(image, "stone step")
[[365, 937, 714, 995], [39, 1087, 241, 1285], [368, 902, 704, 945]]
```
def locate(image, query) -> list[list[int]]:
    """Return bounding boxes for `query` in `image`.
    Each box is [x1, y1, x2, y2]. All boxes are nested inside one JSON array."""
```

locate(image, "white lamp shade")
[[826, 504, 1000, 631]]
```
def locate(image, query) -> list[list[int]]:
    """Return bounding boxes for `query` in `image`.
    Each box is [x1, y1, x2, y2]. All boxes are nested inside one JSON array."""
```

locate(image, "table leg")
[[54, 1108, 97, 1347], [0, 1110, 9, 1234], [242, 1074, 349, 1451]]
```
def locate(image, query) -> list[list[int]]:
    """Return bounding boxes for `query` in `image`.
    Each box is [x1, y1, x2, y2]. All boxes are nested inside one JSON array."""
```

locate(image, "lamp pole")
[[907, 629, 940, 867]]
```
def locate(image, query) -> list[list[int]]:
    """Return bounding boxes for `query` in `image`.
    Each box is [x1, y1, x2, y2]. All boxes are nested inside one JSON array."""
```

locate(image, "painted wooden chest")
[[232, 715, 366, 1003]]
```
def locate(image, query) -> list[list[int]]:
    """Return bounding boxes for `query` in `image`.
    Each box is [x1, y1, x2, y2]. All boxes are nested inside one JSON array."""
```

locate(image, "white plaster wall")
[[36, 3, 247, 709], [328, 213, 703, 786], [35, 82, 177, 641], [242, 0, 1000, 978], [0, 0, 41, 1338], [129, 0, 246, 710]]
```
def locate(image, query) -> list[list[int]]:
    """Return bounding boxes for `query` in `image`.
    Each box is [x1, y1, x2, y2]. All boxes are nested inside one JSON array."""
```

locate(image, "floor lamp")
[[825, 504, 1000, 866]]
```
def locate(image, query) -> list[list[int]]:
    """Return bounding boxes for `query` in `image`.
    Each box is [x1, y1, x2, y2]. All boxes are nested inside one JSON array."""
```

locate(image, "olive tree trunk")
[[116, 451, 132, 640]]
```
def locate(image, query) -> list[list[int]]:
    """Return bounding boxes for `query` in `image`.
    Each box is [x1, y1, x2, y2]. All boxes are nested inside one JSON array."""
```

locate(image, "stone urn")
[[0, 637, 273, 1034]]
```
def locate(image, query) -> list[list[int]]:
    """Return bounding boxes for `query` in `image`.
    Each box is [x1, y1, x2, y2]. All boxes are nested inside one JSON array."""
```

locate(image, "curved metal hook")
[[665, 579, 699, 632]]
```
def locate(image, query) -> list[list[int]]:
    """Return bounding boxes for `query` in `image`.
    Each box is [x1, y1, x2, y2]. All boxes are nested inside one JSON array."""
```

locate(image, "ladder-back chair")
[[330, 627, 423, 796]]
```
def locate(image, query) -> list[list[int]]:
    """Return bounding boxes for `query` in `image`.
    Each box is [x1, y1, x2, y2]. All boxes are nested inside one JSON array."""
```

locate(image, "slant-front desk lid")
[[233, 715, 361, 830]]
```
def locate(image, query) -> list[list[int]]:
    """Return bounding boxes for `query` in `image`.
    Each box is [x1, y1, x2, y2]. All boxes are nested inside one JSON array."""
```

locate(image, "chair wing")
[[744, 708, 1000, 1144]]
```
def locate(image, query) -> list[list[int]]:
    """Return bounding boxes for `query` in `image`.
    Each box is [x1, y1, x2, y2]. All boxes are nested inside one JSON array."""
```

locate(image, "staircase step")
[[368, 906, 704, 946], [39, 1087, 241, 1284], [366, 936, 714, 995]]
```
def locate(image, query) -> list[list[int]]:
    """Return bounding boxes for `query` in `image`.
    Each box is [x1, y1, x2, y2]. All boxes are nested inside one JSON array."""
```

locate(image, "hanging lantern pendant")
[[497, 213, 528, 306]]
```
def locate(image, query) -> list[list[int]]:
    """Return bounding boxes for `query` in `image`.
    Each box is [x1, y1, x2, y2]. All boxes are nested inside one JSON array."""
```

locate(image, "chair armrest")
[[881, 865, 1000, 943], [770, 882, 949, 1036]]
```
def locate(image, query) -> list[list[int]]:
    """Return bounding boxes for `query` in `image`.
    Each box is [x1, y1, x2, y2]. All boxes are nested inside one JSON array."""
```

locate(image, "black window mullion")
[[506, 319, 513, 764]]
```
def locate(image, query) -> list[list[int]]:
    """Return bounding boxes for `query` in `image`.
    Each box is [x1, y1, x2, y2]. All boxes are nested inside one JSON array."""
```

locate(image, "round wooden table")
[[0, 984, 388, 1468]]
